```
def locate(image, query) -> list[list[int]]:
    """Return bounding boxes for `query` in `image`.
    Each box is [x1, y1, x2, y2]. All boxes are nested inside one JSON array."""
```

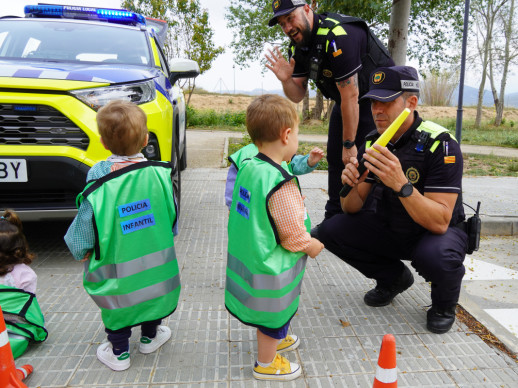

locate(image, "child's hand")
[[306, 237, 324, 258], [80, 251, 92, 262], [307, 147, 325, 167]]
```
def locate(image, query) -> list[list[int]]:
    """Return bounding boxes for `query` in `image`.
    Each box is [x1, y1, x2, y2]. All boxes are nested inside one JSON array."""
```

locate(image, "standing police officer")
[[266, 0, 394, 227], [318, 66, 468, 334]]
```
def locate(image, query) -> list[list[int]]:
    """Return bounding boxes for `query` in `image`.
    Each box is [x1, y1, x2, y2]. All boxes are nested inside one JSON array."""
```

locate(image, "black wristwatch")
[[396, 181, 413, 198], [342, 140, 355, 149]]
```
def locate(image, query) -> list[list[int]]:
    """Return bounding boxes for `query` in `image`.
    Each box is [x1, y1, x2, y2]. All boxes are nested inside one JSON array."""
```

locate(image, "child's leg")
[[105, 326, 132, 355], [257, 329, 279, 363], [141, 319, 162, 339], [139, 319, 171, 354]]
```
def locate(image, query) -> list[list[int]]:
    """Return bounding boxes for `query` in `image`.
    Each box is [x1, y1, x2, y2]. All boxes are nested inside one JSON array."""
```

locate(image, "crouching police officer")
[[318, 66, 468, 334]]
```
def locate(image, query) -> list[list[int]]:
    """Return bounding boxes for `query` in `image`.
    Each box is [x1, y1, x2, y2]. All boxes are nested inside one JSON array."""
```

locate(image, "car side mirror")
[[169, 59, 200, 85]]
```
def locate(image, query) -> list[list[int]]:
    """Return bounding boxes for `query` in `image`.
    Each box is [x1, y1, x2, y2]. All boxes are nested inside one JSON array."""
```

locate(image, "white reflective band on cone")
[[17, 367, 29, 379], [0, 329, 8, 347], [375, 366, 397, 383]]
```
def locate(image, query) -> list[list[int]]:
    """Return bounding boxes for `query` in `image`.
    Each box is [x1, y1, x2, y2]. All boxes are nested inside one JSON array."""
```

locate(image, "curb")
[[459, 292, 518, 355], [481, 216, 518, 236], [220, 136, 229, 168]]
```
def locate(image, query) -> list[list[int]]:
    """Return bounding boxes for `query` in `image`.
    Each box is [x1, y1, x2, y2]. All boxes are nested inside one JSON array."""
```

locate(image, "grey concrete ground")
[[12, 130, 518, 387]]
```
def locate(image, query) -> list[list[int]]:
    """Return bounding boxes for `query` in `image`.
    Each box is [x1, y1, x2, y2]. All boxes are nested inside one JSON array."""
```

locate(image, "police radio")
[[464, 201, 481, 254]]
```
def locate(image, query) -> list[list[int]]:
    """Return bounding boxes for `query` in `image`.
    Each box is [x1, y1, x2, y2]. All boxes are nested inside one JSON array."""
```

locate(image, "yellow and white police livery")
[[0, 4, 199, 219]]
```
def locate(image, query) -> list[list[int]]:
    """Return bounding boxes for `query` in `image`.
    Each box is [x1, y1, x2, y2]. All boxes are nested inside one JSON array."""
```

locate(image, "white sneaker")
[[96, 342, 130, 371], [139, 325, 171, 354]]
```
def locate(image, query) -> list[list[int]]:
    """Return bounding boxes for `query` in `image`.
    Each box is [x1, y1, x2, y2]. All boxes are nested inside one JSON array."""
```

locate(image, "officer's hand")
[[80, 250, 92, 262], [342, 145, 357, 166], [363, 144, 407, 191], [306, 237, 324, 258], [265, 46, 294, 83], [341, 156, 364, 187]]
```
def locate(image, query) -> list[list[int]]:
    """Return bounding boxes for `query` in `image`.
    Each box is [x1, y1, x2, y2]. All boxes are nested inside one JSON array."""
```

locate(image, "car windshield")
[[0, 19, 151, 65]]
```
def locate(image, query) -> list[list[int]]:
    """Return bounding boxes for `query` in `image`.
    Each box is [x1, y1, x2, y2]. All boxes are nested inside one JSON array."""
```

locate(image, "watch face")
[[343, 140, 355, 149], [400, 182, 413, 197]]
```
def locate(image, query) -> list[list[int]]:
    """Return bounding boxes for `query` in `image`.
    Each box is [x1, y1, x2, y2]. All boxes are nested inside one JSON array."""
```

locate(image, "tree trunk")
[[325, 100, 335, 121], [302, 88, 310, 122], [495, 0, 515, 126], [388, 0, 411, 65], [311, 90, 324, 120]]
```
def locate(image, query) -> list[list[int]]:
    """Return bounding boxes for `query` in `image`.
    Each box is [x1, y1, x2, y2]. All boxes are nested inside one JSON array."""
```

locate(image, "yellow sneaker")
[[277, 334, 300, 353], [253, 353, 301, 381]]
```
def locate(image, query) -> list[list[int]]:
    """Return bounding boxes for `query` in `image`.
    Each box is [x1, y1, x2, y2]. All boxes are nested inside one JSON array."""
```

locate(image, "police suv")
[[0, 4, 199, 219]]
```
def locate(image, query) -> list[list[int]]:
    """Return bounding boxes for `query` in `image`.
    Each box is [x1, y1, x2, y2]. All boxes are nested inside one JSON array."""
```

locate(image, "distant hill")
[[217, 85, 518, 108]]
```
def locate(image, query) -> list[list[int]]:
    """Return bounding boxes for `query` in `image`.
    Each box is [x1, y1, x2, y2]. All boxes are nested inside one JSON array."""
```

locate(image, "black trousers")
[[105, 318, 162, 354], [318, 211, 468, 307], [325, 101, 375, 219]]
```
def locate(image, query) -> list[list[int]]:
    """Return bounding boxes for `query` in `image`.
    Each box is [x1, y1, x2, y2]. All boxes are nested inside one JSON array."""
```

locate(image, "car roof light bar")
[[24, 4, 146, 26]]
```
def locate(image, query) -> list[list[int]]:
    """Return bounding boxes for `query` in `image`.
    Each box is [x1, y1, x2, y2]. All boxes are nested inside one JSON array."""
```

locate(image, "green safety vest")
[[0, 285, 48, 359], [226, 154, 311, 329], [78, 161, 180, 331], [228, 143, 295, 174]]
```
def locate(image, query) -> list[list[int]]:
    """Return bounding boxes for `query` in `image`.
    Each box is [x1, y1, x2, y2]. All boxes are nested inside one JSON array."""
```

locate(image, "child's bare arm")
[[307, 147, 325, 167], [302, 237, 324, 258]]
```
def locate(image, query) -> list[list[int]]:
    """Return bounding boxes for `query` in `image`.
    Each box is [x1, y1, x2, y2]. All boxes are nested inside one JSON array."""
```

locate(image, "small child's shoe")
[[96, 342, 130, 371], [277, 334, 300, 353], [139, 325, 171, 354], [253, 353, 301, 381]]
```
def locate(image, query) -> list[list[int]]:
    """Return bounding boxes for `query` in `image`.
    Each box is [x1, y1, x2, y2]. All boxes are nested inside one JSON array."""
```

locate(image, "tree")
[[226, 0, 463, 116], [388, 0, 411, 65], [471, 0, 508, 127], [121, 0, 223, 102], [487, 0, 518, 125]]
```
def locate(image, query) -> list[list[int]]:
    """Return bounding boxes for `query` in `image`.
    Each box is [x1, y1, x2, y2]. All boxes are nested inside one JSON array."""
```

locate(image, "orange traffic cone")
[[0, 306, 33, 388], [373, 334, 397, 387]]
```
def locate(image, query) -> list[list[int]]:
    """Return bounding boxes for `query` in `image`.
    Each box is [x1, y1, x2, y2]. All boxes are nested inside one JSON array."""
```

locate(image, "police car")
[[0, 4, 199, 219]]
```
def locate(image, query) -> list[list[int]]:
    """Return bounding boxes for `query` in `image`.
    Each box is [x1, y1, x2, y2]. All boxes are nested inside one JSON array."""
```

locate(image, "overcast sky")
[[1, 1, 516, 95]]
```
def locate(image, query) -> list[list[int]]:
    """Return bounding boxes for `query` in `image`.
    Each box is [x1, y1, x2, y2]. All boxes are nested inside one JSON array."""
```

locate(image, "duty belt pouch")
[[309, 56, 322, 81], [465, 201, 481, 254]]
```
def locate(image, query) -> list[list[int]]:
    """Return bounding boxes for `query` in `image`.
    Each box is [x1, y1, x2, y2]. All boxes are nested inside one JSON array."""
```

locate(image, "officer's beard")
[[292, 17, 312, 48]]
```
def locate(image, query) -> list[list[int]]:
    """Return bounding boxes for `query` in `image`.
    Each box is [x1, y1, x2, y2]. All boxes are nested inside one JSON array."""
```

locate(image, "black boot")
[[364, 266, 414, 307], [426, 304, 457, 334], [310, 222, 321, 239]]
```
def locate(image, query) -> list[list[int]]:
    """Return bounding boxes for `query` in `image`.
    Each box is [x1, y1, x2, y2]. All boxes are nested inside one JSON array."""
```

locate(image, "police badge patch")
[[373, 72, 385, 84], [323, 69, 333, 78], [273, 0, 280, 10], [405, 167, 420, 184]]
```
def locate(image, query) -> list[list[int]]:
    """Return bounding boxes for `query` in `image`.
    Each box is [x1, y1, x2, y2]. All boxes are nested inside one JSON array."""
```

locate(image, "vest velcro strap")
[[226, 276, 302, 313], [227, 253, 307, 291], [85, 246, 177, 283], [90, 275, 180, 310]]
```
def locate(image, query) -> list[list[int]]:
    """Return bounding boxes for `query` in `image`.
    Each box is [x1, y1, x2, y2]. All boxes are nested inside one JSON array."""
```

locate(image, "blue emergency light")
[[24, 4, 146, 26]]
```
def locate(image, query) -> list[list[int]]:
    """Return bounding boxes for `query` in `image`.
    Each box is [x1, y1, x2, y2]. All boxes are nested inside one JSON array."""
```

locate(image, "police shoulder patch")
[[405, 167, 420, 184], [323, 69, 333, 78]]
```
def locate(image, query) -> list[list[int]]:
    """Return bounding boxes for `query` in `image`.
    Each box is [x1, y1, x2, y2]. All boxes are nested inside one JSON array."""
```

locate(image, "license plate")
[[0, 159, 28, 182]]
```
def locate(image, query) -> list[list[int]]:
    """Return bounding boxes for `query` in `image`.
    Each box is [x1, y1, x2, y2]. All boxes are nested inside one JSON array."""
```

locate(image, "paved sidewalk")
[[16, 168, 518, 387]]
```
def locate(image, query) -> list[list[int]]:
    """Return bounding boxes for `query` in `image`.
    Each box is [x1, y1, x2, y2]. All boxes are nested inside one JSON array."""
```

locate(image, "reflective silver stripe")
[[85, 246, 176, 283], [0, 330, 8, 347], [226, 276, 302, 313], [227, 253, 307, 291], [90, 274, 180, 310], [375, 365, 397, 384]]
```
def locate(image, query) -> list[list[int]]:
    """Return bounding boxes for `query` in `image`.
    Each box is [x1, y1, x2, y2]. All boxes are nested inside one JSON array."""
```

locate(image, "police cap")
[[268, 0, 307, 27], [360, 66, 420, 102]]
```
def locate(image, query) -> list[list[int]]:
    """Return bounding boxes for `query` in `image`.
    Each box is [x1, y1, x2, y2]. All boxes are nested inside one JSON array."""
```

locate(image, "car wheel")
[[180, 135, 187, 171]]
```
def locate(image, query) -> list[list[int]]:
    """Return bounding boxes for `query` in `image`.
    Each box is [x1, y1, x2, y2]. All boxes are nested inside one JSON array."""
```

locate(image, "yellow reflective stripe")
[[430, 140, 441, 153], [332, 25, 347, 36], [149, 37, 161, 67], [366, 141, 373, 148], [317, 28, 330, 35], [326, 17, 340, 24]]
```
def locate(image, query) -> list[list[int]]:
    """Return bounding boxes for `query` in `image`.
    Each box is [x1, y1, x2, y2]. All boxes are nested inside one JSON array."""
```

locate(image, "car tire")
[[173, 133, 181, 214], [180, 135, 187, 171]]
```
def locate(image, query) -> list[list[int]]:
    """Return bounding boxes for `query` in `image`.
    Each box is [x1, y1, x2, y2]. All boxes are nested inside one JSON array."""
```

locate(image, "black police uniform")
[[290, 12, 394, 218], [318, 112, 468, 308]]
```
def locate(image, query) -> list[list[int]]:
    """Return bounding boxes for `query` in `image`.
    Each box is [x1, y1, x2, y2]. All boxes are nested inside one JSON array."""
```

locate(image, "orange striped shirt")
[[268, 179, 311, 253]]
